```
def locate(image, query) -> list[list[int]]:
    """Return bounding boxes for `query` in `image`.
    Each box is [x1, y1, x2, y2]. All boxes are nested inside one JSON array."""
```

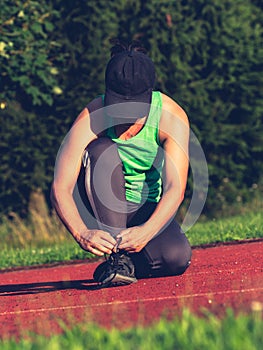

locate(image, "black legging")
[[82, 137, 192, 278]]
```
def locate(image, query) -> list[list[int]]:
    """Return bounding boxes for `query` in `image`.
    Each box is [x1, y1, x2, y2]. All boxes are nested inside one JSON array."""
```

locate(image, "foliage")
[[0, 104, 58, 214], [0, 0, 62, 106], [0, 0, 262, 217], [0, 0, 65, 214], [129, 0, 263, 214]]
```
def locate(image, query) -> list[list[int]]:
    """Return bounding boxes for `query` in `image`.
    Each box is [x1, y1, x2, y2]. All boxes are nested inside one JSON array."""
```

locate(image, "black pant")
[[81, 137, 192, 278]]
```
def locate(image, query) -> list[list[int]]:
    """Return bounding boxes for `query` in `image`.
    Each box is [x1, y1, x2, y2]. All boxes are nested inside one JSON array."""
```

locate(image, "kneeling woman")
[[51, 40, 192, 287]]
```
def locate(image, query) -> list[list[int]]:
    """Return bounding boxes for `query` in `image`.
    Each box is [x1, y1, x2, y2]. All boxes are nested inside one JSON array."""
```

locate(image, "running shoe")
[[93, 251, 137, 287]]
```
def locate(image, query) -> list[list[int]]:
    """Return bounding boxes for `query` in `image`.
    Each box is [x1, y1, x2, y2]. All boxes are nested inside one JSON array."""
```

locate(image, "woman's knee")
[[169, 258, 191, 276], [86, 137, 121, 171], [86, 137, 116, 160], [164, 245, 192, 276]]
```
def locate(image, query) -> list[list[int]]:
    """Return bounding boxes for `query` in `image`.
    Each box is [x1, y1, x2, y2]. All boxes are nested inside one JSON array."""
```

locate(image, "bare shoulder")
[[159, 93, 189, 143], [72, 96, 106, 137], [65, 98, 102, 148], [160, 93, 189, 126]]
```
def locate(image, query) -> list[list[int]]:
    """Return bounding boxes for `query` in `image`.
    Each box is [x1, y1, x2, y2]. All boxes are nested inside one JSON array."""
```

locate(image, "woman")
[[51, 40, 192, 287]]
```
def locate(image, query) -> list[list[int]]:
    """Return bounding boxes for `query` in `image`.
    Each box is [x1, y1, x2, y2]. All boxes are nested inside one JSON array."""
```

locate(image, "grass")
[[0, 194, 93, 269], [188, 210, 263, 246], [1, 309, 262, 349], [0, 192, 262, 270]]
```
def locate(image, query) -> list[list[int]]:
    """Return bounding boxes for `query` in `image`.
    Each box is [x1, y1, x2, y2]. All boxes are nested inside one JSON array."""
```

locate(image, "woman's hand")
[[77, 229, 117, 256], [116, 226, 152, 253]]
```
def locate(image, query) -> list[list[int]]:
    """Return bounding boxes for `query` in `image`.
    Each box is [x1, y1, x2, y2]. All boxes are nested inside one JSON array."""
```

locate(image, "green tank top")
[[106, 91, 164, 204]]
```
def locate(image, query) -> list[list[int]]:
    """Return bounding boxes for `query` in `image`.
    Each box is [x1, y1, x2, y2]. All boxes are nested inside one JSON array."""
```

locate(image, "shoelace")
[[101, 237, 123, 284], [107, 236, 123, 270], [115, 236, 122, 251]]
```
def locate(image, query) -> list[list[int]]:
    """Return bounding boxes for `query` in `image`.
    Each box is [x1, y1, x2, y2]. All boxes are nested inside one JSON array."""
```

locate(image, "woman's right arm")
[[51, 107, 117, 256]]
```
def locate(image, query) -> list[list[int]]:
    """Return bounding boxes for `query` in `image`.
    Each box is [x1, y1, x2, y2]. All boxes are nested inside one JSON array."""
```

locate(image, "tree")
[[132, 0, 263, 215], [0, 0, 63, 215], [0, 0, 262, 217], [0, 0, 63, 106]]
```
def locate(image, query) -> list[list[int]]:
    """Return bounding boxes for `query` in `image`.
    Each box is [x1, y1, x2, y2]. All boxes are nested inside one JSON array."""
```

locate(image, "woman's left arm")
[[117, 93, 190, 252]]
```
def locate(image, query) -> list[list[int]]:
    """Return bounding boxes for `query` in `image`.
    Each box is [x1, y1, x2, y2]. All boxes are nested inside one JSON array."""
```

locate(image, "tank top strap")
[[145, 91, 162, 145]]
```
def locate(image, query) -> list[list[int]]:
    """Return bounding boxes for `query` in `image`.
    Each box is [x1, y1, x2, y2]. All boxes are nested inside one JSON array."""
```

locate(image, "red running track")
[[0, 241, 262, 339]]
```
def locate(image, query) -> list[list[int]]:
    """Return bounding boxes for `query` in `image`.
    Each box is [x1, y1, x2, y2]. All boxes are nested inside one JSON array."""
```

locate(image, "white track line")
[[0, 287, 262, 317], [185, 267, 262, 277]]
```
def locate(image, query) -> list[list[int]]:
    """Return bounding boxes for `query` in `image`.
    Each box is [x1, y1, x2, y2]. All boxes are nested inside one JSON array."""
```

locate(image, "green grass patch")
[[0, 195, 262, 270], [0, 243, 92, 270], [188, 211, 263, 246], [1, 309, 262, 350]]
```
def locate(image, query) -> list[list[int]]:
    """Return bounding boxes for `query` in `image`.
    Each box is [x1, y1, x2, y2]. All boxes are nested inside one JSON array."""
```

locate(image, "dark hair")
[[109, 38, 147, 57]]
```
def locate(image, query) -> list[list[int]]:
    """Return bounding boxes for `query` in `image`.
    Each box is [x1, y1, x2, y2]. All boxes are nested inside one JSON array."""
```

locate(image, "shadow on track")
[[0, 279, 101, 296]]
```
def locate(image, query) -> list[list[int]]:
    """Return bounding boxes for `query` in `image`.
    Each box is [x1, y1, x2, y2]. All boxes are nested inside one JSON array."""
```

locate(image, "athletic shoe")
[[93, 251, 137, 287]]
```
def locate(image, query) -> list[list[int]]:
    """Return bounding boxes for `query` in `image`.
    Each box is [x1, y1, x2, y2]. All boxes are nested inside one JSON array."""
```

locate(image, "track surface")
[[0, 241, 262, 339]]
